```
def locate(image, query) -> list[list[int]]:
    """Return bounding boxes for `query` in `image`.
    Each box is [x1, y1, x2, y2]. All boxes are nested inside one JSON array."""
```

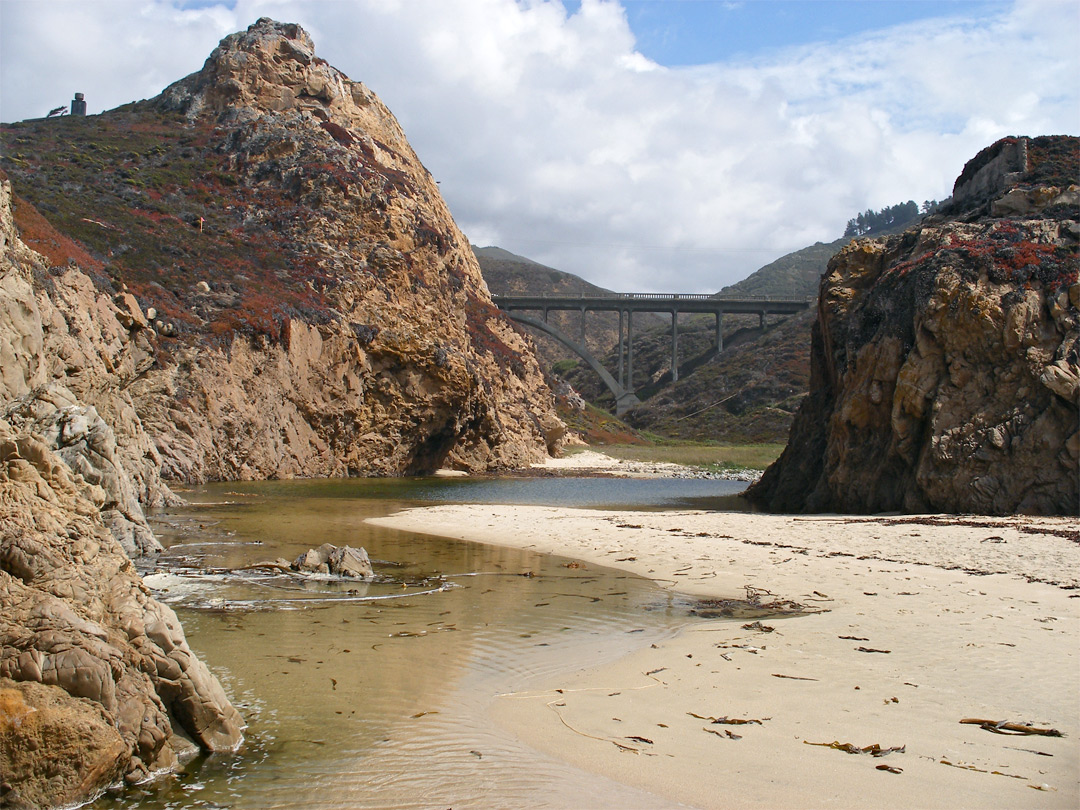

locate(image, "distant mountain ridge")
[[720, 239, 845, 299]]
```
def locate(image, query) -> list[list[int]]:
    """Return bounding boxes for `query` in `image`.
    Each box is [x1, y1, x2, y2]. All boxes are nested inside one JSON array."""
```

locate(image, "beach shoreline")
[[369, 479, 1079, 809]]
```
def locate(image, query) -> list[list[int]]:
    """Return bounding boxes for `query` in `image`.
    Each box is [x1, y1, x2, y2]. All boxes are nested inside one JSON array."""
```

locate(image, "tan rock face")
[[748, 136, 1079, 515], [0, 678, 126, 810], [0, 420, 244, 795], [135, 17, 564, 479], [1, 179, 243, 806]]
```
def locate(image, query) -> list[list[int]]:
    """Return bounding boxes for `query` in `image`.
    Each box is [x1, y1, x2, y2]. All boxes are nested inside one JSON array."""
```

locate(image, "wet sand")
[[370, 488, 1079, 808]]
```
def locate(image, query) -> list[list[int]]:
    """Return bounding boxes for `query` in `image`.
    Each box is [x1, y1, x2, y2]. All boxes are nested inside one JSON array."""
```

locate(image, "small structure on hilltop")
[[70, 92, 86, 116]]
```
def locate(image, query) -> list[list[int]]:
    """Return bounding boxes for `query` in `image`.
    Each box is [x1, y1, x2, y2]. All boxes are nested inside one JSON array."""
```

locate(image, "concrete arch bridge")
[[492, 293, 812, 415]]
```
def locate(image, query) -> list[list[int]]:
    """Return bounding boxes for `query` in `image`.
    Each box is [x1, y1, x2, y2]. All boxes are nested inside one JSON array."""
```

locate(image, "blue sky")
[[587, 0, 1011, 64], [1, 0, 1077, 292]]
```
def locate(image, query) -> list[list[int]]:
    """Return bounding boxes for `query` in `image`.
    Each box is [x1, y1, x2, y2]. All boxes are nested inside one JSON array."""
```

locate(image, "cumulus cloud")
[[1, 0, 1076, 291]]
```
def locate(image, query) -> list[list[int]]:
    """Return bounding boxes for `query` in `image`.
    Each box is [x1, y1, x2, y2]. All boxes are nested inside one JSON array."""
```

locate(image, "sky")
[[1, 1, 1077, 293]]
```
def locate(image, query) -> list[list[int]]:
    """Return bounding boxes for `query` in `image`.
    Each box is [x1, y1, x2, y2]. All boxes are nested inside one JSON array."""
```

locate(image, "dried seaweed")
[[687, 713, 768, 725], [804, 741, 905, 757], [960, 719, 1063, 737]]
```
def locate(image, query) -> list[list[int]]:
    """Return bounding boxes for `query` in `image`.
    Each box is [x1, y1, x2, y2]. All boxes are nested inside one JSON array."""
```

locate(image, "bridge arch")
[[505, 312, 641, 415]]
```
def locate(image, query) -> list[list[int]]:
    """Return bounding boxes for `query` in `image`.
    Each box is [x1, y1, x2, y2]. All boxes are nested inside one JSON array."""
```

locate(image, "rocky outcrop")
[[2, 19, 564, 483], [3, 386, 161, 556], [747, 136, 1079, 515], [0, 419, 244, 796], [0, 177, 177, 514], [1, 177, 243, 805]]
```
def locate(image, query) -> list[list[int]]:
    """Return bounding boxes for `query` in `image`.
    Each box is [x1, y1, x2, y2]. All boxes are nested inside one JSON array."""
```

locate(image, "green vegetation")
[[551, 358, 579, 376], [844, 199, 939, 238], [593, 442, 784, 471]]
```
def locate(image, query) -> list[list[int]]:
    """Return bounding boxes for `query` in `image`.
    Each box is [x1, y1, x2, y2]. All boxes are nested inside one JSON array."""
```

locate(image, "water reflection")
[[95, 479, 720, 809]]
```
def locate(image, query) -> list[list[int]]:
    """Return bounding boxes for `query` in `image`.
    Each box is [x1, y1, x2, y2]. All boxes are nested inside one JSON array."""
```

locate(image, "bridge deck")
[[492, 293, 812, 315]]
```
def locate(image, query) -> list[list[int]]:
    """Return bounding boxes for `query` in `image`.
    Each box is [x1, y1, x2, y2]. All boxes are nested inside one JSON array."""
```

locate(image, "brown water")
[[89, 478, 728, 809]]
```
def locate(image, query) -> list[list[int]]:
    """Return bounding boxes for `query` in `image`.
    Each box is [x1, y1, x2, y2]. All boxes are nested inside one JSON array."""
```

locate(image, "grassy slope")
[[1, 107, 328, 340]]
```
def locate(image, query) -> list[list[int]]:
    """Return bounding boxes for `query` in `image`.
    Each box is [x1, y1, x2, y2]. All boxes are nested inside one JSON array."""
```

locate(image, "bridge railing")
[[491, 293, 814, 305]]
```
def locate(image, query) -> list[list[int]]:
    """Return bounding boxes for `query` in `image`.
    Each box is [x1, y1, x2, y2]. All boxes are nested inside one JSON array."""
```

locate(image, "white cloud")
[[1, 0, 1077, 292]]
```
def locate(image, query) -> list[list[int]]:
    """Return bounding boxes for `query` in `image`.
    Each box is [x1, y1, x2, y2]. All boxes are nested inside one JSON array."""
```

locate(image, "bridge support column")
[[580, 307, 587, 347], [617, 309, 625, 388], [715, 310, 723, 356], [615, 391, 641, 416], [671, 311, 679, 383], [759, 311, 766, 330], [627, 310, 634, 393]]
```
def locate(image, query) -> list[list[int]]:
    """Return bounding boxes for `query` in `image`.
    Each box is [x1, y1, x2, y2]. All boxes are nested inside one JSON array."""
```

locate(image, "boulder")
[[293, 543, 373, 578], [293, 543, 335, 574], [0, 678, 126, 810], [328, 545, 373, 579]]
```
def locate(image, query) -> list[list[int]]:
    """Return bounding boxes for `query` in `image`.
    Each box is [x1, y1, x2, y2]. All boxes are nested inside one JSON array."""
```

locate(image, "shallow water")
[[93, 477, 746, 809]]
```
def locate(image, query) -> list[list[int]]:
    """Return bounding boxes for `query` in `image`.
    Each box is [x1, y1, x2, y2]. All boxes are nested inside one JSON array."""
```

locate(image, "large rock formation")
[[1, 18, 563, 482], [1, 177, 244, 806], [747, 136, 1079, 515], [0, 418, 244, 799]]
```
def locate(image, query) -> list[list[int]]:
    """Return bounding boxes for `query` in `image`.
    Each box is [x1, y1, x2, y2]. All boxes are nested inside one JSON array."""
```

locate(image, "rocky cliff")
[[0, 419, 244, 806], [1, 18, 563, 481], [0, 177, 244, 807], [747, 136, 1079, 515]]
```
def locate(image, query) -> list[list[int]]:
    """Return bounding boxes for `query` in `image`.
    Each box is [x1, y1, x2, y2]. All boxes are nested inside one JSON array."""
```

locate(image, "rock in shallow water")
[[293, 543, 373, 578]]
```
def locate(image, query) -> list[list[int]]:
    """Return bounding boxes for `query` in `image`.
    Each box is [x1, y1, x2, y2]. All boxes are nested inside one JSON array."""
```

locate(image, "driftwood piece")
[[960, 719, 1063, 737]]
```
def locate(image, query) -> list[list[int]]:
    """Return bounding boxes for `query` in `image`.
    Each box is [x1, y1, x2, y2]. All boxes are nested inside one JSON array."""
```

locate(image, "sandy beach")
[[369, 461, 1079, 809]]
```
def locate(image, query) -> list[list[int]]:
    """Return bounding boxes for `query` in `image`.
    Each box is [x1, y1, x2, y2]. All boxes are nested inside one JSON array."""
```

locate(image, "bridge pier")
[[615, 391, 640, 416], [617, 310, 625, 388], [671, 311, 679, 383], [715, 310, 723, 355]]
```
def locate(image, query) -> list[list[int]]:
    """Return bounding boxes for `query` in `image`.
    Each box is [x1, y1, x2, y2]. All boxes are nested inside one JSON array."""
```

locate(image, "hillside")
[[720, 239, 846, 298]]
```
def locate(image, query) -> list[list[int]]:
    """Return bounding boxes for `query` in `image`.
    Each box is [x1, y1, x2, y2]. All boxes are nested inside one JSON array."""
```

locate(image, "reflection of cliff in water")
[[105, 482, 693, 809]]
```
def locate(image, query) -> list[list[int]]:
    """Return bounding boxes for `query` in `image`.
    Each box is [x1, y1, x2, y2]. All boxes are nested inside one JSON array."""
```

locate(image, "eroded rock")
[[748, 136, 1079, 515], [0, 419, 244, 797], [0, 678, 126, 810]]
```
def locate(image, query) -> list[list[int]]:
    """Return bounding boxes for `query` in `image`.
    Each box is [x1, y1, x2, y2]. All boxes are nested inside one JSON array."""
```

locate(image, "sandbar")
[[369, 497, 1079, 809]]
